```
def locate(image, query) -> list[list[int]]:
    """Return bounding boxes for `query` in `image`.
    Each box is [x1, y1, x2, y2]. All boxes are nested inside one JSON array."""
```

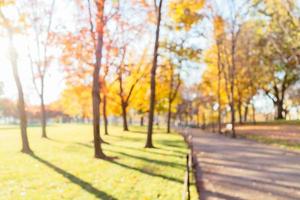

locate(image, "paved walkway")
[[181, 128, 300, 200]]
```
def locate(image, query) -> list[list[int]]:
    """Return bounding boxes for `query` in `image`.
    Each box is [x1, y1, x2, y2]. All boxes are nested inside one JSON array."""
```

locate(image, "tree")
[[115, 48, 148, 131], [0, 98, 18, 118], [99, 2, 122, 135], [166, 63, 181, 133], [145, 0, 163, 148], [257, 0, 300, 119], [160, 42, 197, 132], [213, 14, 225, 133], [234, 21, 266, 124], [201, 2, 265, 131], [61, 0, 121, 137], [26, 0, 56, 138], [227, 1, 238, 138], [53, 85, 92, 120], [202, 45, 227, 129], [101, 67, 109, 135], [169, 0, 205, 30], [219, 0, 250, 137], [0, 3, 32, 153], [107, 9, 149, 132], [130, 73, 151, 127], [88, 0, 107, 159], [166, 0, 205, 133]]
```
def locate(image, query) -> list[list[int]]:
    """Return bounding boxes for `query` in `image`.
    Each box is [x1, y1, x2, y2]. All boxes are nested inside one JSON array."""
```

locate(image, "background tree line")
[[2, 0, 300, 156]]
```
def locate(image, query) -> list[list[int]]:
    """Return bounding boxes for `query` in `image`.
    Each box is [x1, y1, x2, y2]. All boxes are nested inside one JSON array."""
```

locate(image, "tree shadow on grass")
[[76, 142, 93, 148], [106, 135, 144, 143], [29, 154, 117, 200], [105, 149, 185, 169], [128, 130, 146, 134], [76, 142, 185, 159], [44, 137, 64, 143], [128, 129, 166, 134], [108, 159, 183, 184], [158, 146, 187, 155], [158, 140, 186, 148], [73, 143, 183, 184], [110, 143, 185, 158]]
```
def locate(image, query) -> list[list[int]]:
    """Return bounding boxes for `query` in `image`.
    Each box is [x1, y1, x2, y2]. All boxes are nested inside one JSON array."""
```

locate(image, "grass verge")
[[239, 134, 300, 151]]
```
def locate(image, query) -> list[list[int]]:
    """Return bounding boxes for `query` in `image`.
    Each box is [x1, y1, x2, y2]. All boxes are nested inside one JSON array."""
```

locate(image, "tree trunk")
[[252, 102, 256, 124], [238, 98, 242, 124], [196, 111, 200, 128], [92, 0, 106, 159], [121, 102, 129, 131], [140, 116, 144, 126], [210, 108, 215, 133], [230, 31, 236, 138], [202, 113, 206, 129], [244, 104, 249, 122], [185, 112, 189, 126], [145, 0, 163, 148], [117, 51, 129, 131], [167, 100, 172, 133], [40, 90, 47, 138], [102, 94, 108, 135], [9, 33, 32, 154], [276, 101, 284, 120], [92, 80, 104, 158], [230, 102, 236, 138], [217, 48, 222, 134]]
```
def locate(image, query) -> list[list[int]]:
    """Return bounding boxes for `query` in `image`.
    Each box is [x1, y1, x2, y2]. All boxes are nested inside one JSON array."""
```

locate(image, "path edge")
[[179, 128, 205, 200]]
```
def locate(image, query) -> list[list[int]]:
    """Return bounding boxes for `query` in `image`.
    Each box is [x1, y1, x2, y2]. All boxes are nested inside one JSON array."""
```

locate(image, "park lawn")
[[236, 122, 300, 151], [243, 120, 300, 126], [0, 124, 198, 200], [239, 134, 300, 151]]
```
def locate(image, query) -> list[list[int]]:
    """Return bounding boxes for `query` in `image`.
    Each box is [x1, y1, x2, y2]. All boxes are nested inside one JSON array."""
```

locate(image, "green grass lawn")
[[0, 124, 198, 200], [243, 120, 300, 126], [239, 134, 300, 151]]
